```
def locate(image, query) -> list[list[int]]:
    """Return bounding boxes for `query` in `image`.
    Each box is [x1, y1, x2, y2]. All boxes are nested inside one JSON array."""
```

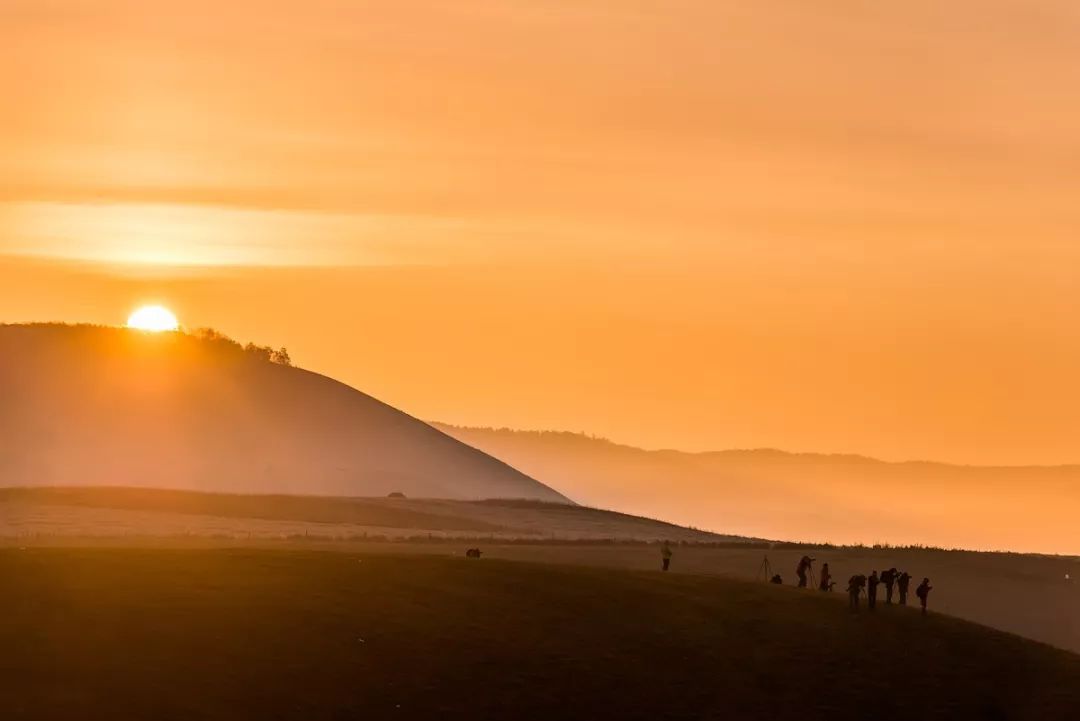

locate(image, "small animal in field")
[[465, 548, 483, 559]]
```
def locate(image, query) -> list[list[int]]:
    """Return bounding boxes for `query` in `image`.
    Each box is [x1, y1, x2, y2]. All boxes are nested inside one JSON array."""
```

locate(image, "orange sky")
[[3, 1, 1080, 464]]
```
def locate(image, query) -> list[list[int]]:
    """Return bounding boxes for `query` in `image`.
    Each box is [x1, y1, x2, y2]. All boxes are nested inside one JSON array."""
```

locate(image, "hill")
[[0, 486, 734, 542], [427, 542, 1080, 656], [0, 324, 568, 502], [435, 425, 1080, 555], [3, 487, 1076, 654], [1, 548, 1076, 720]]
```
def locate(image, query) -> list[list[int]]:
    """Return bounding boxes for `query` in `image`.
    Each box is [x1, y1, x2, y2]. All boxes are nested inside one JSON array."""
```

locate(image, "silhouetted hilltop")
[[435, 424, 1080, 554], [0, 324, 569, 502]]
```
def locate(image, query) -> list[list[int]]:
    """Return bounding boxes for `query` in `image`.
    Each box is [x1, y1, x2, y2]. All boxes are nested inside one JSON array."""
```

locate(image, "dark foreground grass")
[[0, 549, 1077, 721]]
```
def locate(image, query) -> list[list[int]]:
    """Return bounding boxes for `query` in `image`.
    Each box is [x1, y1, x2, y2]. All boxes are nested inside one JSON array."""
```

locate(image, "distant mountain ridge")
[[437, 425, 1080, 470], [434, 424, 1080, 555], [0, 324, 570, 503]]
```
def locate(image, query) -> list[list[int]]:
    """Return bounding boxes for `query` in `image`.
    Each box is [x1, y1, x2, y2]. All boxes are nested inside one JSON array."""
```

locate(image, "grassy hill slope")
[[0, 486, 734, 542], [0, 324, 567, 502], [0, 549, 1076, 721]]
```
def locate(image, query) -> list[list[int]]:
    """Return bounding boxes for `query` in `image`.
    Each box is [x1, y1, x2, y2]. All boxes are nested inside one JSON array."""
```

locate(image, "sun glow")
[[127, 305, 179, 332]]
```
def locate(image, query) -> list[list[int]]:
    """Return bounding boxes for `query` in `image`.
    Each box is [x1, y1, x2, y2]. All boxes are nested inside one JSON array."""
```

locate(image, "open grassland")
[[0, 548, 1077, 721], [453, 544, 1080, 657], [0, 487, 731, 542], [2, 489, 1076, 656], [9, 538, 1075, 657]]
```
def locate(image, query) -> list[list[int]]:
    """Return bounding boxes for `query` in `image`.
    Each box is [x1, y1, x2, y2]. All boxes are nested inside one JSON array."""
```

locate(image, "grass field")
[[0, 487, 731, 542], [1, 548, 1077, 720], [3, 488, 1078, 656], [434, 543, 1080, 656]]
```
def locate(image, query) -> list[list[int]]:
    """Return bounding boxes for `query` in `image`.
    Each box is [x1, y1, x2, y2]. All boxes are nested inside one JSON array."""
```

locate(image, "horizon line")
[[432, 421, 1080, 472]]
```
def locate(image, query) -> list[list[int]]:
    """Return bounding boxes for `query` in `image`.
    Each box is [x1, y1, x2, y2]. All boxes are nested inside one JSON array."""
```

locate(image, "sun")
[[127, 305, 180, 332]]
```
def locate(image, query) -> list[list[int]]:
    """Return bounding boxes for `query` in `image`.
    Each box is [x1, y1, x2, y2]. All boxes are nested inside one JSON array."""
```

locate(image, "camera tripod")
[[756, 554, 773, 582]]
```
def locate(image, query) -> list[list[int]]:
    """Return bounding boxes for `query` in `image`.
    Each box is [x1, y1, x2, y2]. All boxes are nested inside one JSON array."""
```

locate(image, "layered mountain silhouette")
[[0, 324, 569, 502], [435, 425, 1080, 555]]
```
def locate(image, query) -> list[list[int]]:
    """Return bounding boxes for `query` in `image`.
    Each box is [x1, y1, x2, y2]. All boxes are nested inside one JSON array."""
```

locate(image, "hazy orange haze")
[[2, 1, 1080, 465]]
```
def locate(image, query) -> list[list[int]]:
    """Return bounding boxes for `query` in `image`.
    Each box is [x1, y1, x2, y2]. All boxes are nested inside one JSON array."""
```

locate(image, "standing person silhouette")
[[881, 568, 897, 604], [867, 571, 880, 611], [660, 541, 673, 572], [847, 574, 866, 611], [819, 563, 833, 592], [796, 555, 815, 588], [916, 578, 933, 615], [897, 571, 912, 605]]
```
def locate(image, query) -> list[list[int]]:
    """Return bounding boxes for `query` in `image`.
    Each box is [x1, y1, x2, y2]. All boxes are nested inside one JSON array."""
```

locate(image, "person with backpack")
[[897, 571, 912, 605], [916, 578, 933, 615], [881, 567, 898, 604], [847, 574, 866, 611], [867, 570, 880, 611], [660, 541, 673, 572]]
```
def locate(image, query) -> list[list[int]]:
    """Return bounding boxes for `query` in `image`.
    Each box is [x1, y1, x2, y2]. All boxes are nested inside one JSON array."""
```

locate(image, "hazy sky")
[[3, 1, 1080, 464]]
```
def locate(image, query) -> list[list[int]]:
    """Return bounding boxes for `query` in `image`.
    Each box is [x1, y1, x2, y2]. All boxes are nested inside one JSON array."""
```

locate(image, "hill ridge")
[[0, 324, 569, 503], [434, 423, 1080, 555], [432, 423, 1080, 471]]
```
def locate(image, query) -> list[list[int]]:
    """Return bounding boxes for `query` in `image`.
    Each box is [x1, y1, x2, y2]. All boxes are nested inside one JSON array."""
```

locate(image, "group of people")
[[845, 568, 932, 614], [797, 556, 933, 615], [659, 546, 936, 615]]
